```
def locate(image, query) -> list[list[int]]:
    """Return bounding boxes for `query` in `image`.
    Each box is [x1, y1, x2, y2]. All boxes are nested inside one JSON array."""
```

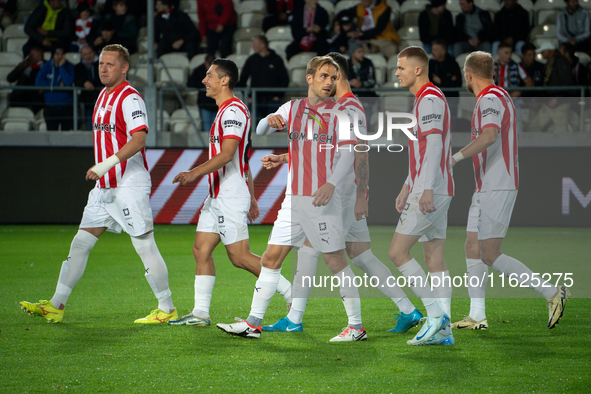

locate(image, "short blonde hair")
[[101, 44, 130, 65], [398, 46, 429, 69], [306, 56, 339, 77], [464, 51, 494, 79]]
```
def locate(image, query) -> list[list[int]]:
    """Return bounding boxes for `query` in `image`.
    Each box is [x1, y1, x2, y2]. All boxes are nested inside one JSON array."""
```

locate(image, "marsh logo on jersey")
[[224, 119, 243, 128], [131, 110, 145, 120], [94, 123, 115, 133]]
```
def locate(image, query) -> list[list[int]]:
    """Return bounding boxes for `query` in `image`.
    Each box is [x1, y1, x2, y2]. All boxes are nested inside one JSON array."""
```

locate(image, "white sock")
[[51, 230, 98, 309], [397, 258, 441, 317], [131, 233, 175, 312], [247, 266, 281, 326], [492, 254, 557, 299], [335, 266, 362, 328], [351, 249, 415, 314], [192, 275, 215, 317], [466, 258, 488, 321], [277, 275, 293, 304], [287, 246, 319, 324], [430, 270, 452, 335]]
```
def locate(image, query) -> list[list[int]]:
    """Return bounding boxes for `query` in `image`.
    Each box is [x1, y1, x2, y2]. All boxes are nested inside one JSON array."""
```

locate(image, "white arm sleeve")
[[327, 149, 354, 187], [424, 133, 443, 190], [256, 101, 291, 135]]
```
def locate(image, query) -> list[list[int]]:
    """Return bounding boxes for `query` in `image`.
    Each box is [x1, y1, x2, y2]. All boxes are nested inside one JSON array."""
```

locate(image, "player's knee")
[[465, 239, 479, 259], [388, 248, 403, 266]]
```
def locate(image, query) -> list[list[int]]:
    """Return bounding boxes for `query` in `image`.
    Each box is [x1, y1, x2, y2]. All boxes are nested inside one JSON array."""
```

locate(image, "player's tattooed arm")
[[261, 153, 288, 169], [354, 150, 369, 220]]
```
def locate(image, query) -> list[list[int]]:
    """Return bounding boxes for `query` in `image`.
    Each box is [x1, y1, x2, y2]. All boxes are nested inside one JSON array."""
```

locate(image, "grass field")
[[1, 225, 590, 393]]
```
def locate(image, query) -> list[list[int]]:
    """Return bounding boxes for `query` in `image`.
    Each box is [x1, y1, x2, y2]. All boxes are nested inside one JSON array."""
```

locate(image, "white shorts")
[[469, 190, 517, 240], [466, 192, 480, 233], [268, 194, 345, 253], [395, 192, 452, 243], [342, 198, 371, 243], [196, 196, 250, 245], [80, 186, 153, 237], [268, 195, 304, 248]]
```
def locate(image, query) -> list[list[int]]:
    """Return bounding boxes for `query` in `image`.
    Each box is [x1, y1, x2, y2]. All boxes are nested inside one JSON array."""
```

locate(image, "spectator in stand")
[[197, 0, 237, 58], [188, 54, 217, 132], [418, 0, 455, 54], [347, 41, 377, 97], [520, 43, 545, 87], [91, 20, 121, 53], [237, 35, 289, 123], [286, 0, 329, 59], [491, 0, 530, 57], [493, 42, 533, 96], [101, 0, 139, 54], [453, 0, 493, 57], [74, 45, 100, 131], [70, 3, 100, 53], [154, 0, 200, 58], [428, 39, 462, 97], [529, 41, 577, 132], [0, 0, 17, 29], [35, 45, 75, 131], [557, 0, 591, 54], [337, 0, 400, 59], [560, 42, 590, 85], [23, 0, 74, 56], [263, 0, 296, 32], [327, 15, 357, 54], [7, 46, 45, 113]]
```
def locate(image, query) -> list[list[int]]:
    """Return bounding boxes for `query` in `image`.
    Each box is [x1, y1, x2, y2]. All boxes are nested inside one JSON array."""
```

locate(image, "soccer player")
[[167, 59, 292, 327], [20, 44, 177, 324], [389, 46, 455, 346], [217, 56, 366, 341], [261, 52, 422, 335], [451, 51, 570, 330]]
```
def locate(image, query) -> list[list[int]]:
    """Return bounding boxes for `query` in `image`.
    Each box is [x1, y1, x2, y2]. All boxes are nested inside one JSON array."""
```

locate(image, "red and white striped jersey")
[[92, 81, 150, 189], [273, 98, 356, 197], [471, 85, 519, 192], [407, 82, 454, 196], [208, 97, 252, 198], [336, 92, 368, 200]]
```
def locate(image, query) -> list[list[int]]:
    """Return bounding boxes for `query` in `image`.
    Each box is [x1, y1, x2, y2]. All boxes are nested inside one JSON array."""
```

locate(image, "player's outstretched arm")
[[452, 127, 499, 166], [354, 150, 369, 220], [86, 129, 147, 181], [261, 153, 288, 169], [247, 169, 260, 223], [173, 138, 240, 185]]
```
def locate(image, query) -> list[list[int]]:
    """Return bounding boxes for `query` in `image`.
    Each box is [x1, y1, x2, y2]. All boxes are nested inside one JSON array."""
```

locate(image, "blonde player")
[[217, 56, 366, 341], [389, 46, 455, 346], [21, 44, 177, 324], [261, 52, 422, 335], [451, 51, 570, 330], [167, 59, 292, 327]]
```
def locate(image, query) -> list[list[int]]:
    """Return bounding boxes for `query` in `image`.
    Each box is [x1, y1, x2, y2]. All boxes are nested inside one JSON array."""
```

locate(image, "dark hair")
[[431, 38, 447, 49], [212, 58, 239, 89], [498, 42, 513, 51], [327, 52, 349, 78], [254, 35, 269, 48], [158, 0, 173, 6], [521, 42, 536, 55]]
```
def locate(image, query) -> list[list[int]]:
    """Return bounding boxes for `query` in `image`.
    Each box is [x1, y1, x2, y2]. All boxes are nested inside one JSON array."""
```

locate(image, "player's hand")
[[86, 166, 100, 181], [395, 185, 409, 213], [354, 197, 368, 221], [261, 154, 284, 169], [419, 189, 436, 215], [267, 114, 286, 129], [247, 198, 260, 223], [172, 170, 199, 185], [312, 183, 335, 207]]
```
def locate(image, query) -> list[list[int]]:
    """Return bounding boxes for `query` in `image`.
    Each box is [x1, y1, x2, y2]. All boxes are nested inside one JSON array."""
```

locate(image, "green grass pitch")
[[1, 225, 590, 392]]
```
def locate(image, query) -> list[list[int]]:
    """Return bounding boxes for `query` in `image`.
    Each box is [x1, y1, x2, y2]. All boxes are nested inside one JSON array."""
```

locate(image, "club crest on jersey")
[[218, 216, 224, 224], [123, 208, 130, 216], [210, 135, 220, 143], [319, 222, 327, 231]]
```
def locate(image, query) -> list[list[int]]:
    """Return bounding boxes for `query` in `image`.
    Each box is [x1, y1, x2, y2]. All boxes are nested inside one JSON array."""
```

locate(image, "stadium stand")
[[1, 107, 35, 132]]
